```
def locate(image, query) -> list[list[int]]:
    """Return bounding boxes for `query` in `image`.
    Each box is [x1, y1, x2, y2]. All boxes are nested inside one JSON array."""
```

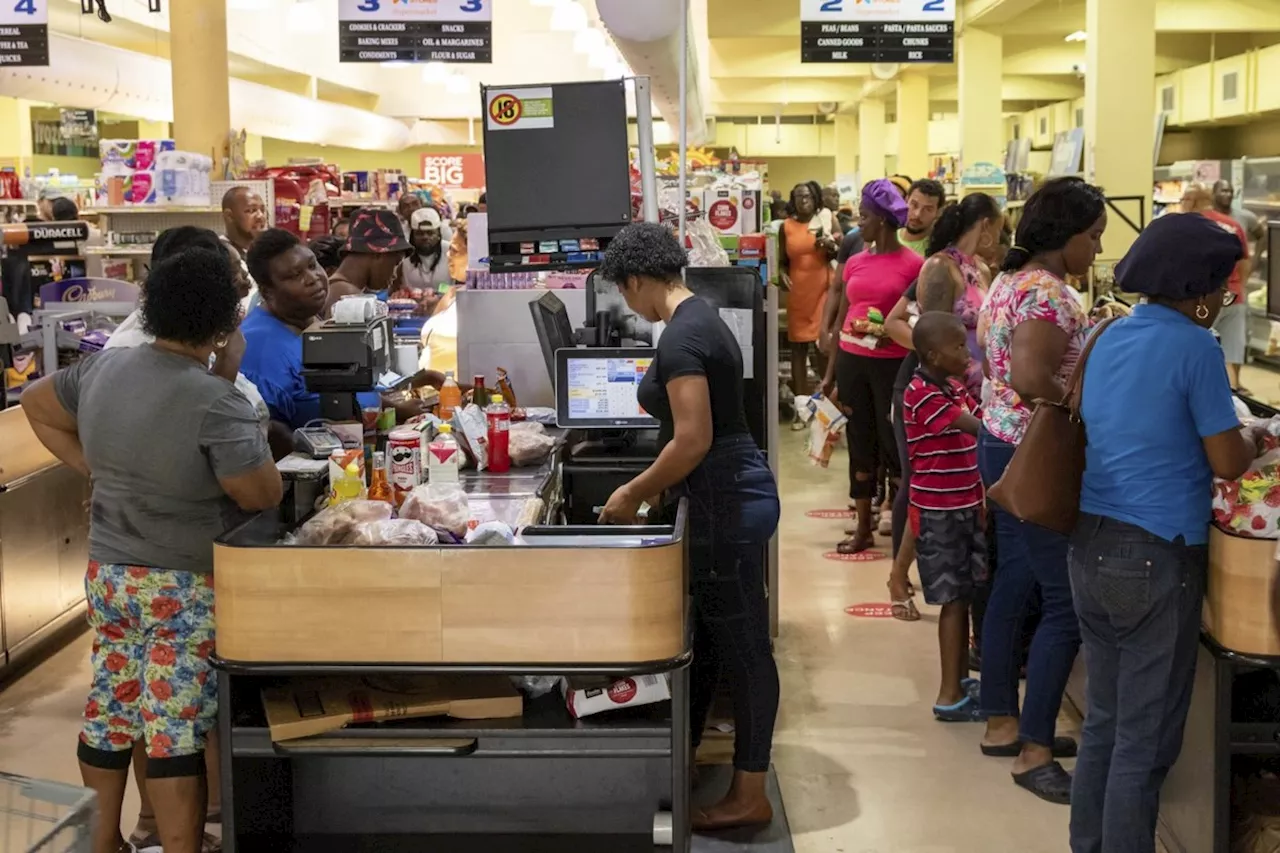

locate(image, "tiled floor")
[[0, 431, 1087, 852]]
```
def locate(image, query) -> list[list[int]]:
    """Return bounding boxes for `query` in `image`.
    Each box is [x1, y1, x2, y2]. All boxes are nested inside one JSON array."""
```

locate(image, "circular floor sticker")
[[823, 550, 885, 562], [845, 603, 896, 618], [806, 509, 854, 519]]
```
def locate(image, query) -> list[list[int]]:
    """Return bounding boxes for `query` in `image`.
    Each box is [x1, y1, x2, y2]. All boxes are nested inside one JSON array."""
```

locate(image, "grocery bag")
[[1213, 417, 1280, 539], [803, 394, 847, 468]]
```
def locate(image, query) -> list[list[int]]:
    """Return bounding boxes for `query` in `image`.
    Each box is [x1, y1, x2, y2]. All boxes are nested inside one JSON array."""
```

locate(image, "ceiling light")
[[421, 61, 451, 83], [573, 26, 607, 55], [446, 74, 471, 95], [587, 43, 615, 69], [550, 0, 588, 32], [1065, 30, 1087, 42]]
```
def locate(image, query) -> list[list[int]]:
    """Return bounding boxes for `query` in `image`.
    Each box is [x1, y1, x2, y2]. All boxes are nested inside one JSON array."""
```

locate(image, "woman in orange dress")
[[779, 183, 837, 408]]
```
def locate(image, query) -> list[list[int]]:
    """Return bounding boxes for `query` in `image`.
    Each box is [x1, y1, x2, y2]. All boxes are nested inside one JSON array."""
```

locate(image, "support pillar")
[[896, 73, 930, 181], [0, 97, 33, 173], [834, 114, 858, 187], [170, 1, 231, 162], [858, 98, 886, 182], [1086, 0, 1155, 260], [958, 28, 1003, 174], [136, 120, 171, 140]]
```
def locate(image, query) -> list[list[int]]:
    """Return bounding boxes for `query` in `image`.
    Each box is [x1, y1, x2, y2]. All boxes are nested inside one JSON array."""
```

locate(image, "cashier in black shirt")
[[597, 223, 781, 833]]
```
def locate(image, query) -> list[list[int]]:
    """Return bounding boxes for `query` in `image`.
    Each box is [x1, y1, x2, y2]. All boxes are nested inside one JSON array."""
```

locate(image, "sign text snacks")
[[338, 0, 491, 64]]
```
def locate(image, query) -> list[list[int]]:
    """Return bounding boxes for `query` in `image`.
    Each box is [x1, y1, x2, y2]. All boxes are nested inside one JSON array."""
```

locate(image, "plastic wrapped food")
[[399, 483, 472, 536], [465, 521, 516, 546], [346, 518, 440, 547], [451, 404, 489, 471], [1214, 417, 1280, 539], [292, 500, 395, 546], [510, 428, 556, 467]]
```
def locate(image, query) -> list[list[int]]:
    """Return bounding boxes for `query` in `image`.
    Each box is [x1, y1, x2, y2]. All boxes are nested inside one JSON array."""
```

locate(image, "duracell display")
[[337, 0, 492, 64], [800, 20, 954, 64]]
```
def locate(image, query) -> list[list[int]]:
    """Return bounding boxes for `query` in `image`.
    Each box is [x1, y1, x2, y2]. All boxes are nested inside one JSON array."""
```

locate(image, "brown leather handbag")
[[987, 317, 1119, 534]]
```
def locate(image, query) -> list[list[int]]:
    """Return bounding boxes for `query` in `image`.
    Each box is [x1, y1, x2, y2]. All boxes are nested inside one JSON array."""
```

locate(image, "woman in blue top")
[[1070, 213, 1260, 853]]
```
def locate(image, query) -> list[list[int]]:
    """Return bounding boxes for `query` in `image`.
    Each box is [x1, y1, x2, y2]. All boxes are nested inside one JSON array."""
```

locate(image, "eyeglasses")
[[1222, 291, 1238, 307]]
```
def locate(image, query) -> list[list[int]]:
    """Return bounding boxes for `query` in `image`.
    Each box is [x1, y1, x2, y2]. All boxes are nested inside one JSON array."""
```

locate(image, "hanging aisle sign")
[[800, 0, 955, 65], [338, 0, 492, 64], [0, 0, 49, 67]]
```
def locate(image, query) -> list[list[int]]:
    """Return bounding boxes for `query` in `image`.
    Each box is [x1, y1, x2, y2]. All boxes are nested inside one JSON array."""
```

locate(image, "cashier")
[[596, 222, 781, 833], [241, 228, 427, 454]]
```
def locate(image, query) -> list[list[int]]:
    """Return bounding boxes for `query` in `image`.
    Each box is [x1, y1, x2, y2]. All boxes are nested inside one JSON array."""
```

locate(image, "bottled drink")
[[367, 451, 394, 504], [486, 393, 511, 473], [427, 423, 461, 484], [333, 462, 366, 504], [438, 371, 462, 421], [472, 374, 487, 408]]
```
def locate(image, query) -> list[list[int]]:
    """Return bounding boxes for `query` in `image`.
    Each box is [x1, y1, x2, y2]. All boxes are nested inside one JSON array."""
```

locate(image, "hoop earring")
[[1195, 303, 1210, 320], [214, 335, 229, 349]]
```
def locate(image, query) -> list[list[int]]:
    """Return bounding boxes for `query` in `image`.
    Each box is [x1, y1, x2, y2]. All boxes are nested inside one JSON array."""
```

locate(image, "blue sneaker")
[[933, 694, 986, 722]]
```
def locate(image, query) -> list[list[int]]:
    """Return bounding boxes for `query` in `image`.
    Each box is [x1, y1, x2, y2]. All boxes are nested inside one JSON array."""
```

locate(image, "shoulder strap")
[[1064, 315, 1121, 414]]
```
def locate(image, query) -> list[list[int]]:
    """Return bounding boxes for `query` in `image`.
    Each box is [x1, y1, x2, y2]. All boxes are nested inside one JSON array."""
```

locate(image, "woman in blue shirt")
[[1070, 213, 1260, 853]]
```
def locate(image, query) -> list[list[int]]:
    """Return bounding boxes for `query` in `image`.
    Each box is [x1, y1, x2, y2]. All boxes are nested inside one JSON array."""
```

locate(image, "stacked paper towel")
[[98, 139, 212, 206]]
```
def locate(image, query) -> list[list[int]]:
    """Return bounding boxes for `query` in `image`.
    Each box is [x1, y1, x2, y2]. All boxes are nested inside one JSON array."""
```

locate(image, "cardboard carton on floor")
[[262, 675, 523, 742]]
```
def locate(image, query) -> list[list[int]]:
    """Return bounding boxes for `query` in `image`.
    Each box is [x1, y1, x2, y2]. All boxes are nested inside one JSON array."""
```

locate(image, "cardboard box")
[[262, 675, 523, 742]]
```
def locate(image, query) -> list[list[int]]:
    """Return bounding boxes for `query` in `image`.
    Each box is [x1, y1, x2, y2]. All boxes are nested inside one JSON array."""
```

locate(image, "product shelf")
[[90, 205, 222, 215], [83, 245, 154, 256]]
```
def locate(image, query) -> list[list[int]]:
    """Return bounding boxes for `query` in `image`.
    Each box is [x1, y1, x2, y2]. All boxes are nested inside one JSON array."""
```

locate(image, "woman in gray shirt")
[[22, 247, 281, 853]]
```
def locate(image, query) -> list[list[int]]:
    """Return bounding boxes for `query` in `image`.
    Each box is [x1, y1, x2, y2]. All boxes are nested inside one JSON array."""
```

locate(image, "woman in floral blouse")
[[978, 177, 1107, 805]]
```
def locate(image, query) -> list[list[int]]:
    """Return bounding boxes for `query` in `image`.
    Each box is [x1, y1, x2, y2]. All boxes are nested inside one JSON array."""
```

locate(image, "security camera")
[[1072, 63, 1087, 78]]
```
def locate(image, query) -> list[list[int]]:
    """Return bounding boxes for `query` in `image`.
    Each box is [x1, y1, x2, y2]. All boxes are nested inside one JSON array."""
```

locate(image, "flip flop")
[[887, 582, 921, 621], [1012, 761, 1073, 804], [933, 694, 985, 722], [982, 736, 1078, 758]]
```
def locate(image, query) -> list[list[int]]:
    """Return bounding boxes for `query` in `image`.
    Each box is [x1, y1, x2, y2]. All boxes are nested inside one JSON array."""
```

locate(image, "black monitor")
[[585, 269, 654, 347], [529, 290, 577, 383], [555, 347, 660, 430]]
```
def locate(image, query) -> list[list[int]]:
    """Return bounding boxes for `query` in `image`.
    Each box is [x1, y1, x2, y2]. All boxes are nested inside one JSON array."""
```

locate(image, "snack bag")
[[1213, 417, 1280, 538], [802, 393, 847, 468]]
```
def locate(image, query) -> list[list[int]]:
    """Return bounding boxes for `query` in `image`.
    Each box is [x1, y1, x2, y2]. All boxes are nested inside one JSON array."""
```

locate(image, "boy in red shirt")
[[903, 312, 988, 722]]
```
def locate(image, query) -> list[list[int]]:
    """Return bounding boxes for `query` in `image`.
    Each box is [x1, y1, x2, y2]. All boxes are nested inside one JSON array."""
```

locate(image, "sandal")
[[837, 533, 875, 554], [933, 694, 985, 722], [981, 736, 1078, 759], [887, 582, 921, 621], [1012, 761, 1073, 804]]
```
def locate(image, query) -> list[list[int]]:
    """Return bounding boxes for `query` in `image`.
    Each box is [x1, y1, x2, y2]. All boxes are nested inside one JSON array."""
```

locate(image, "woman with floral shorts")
[[21, 245, 281, 853]]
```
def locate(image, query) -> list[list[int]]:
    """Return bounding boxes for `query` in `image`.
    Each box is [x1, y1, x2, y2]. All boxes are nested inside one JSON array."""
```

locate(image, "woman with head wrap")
[[1068, 213, 1259, 853], [778, 182, 839, 410], [820, 179, 923, 554]]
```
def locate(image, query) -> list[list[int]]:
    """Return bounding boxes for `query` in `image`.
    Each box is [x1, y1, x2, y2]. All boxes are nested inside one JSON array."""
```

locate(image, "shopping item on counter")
[[289, 500, 394, 546], [465, 521, 516, 546], [1213, 416, 1280, 538], [345, 518, 440, 547], [563, 674, 672, 719], [262, 675, 523, 742], [514, 497, 546, 530], [510, 675, 560, 698], [399, 483, 472, 536], [509, 422, 556, 467], [451, 404, 490, 471], [803, 394, 847, 468], [325, 447, 367, 505]]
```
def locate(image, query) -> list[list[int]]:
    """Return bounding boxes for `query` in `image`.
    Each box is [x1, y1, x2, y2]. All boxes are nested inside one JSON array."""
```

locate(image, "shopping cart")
[[0, 771, 95, 852]]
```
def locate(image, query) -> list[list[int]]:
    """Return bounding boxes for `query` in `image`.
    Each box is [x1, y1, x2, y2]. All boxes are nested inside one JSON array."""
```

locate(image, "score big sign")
[[420, 153, 485, 190]]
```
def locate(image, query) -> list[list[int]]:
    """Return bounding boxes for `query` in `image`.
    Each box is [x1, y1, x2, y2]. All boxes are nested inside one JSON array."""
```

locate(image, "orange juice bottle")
[[438, 371, 462, 421]]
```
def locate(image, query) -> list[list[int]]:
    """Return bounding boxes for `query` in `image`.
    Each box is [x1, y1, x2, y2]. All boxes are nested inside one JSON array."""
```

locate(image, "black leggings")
[[836, 350, 903, 500]]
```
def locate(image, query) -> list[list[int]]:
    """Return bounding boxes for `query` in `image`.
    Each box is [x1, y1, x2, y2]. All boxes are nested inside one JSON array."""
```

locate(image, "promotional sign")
[[38, 278, 140, 306], [486, 87, 555, 132], [800, 0, 955, 64], [338, 0, 491, 64], [0, 0, 49, 67], [420, 153, 485, 189]]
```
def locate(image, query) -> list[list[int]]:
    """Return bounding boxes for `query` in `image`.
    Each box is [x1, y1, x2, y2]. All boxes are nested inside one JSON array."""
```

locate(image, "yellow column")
[[136, 120, 171, 140], [896, 73, 930, 181], [858, 98, 886, 182], [0, 97, 32, 173], [170, 1, 230, 161], [1085, 0, 1155, 261], [958, 27, 1003, 174], [243, 133, 264, 163], [834, 114, 858, 184]]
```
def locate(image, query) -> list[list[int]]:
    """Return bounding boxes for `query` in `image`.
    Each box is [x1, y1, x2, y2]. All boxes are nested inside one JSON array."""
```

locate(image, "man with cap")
[[400, 206, 453, 296], [324, 207, 414, 314], [1069, 212, 1263, 853]]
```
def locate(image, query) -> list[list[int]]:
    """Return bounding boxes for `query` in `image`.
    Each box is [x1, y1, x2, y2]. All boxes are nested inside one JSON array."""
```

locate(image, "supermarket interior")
[[4, 0, 1280, 851]]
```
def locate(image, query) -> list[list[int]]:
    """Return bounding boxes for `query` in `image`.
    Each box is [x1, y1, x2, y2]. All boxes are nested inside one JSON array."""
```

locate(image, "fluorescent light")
[[587, 43, 615, 69], [1065, 30, 1087, 42], [550, 0, 588, 32], [573, 26, 607, 55], [421, 61, 451, 83], [446, 74, 470, 95]]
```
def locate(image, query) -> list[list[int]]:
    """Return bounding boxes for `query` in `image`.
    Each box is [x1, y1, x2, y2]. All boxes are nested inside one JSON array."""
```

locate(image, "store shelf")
[[84, 246, 154, 257], [0, 199, 37, 206], [337, 198, 396, 208], [91, 205, 222, 215]]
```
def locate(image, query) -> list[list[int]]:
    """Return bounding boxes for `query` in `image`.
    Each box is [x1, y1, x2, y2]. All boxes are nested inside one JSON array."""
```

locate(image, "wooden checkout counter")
[[0, 405, 91, 678]]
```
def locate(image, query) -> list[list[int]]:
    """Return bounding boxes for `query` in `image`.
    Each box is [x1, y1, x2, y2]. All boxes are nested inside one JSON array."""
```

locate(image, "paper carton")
[[262, 675, 524, 742]]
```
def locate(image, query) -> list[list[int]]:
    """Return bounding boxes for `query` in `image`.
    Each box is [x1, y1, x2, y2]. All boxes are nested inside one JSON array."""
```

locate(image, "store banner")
[[0, 0, 49, 67], [799, 0, 954, 64], [486, 87, 555, 132], [337, 0, 492, 64], [420, 153, 485, 189]]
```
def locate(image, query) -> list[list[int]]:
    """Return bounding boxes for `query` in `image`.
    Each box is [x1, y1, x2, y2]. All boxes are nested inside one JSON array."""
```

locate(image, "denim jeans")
[[1067, 513, 1205, 853], [977, 427, 1080, 747], [674, 435, 781, 773]]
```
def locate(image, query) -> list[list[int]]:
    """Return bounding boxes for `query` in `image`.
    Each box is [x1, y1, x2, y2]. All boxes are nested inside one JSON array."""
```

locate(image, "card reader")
[[294, 426, 345, 459]]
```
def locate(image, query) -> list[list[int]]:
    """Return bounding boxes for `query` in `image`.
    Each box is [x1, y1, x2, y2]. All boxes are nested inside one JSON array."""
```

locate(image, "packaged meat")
[[399, 483, 472, 536], [292, 500, 394, 546], [346, 518, 440, 547], [509, 427, 556, 467]]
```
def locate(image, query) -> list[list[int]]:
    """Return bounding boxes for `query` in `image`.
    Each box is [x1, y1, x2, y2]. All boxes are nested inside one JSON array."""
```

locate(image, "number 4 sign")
[[2, 0, 47, 24]]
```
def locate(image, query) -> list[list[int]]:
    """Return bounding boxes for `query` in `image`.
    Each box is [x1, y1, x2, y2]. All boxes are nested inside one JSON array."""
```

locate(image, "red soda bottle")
[[486, 393, 511, 473]]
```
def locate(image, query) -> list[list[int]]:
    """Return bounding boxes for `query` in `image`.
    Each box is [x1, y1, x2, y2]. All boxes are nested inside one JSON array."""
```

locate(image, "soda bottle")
[[427, 423, 461, 484], [486, 393, 511, 473], [367, 451, 394, 504], [438, 371, 462, 421], [472, 374, 488, 408]]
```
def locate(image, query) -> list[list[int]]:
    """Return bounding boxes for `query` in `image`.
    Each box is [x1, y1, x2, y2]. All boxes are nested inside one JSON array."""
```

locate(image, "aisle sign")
[[0, 0, 49, 67], [420, 153, 485, 189], [800, 0, 955, 65], [338, 0, 492, 64]]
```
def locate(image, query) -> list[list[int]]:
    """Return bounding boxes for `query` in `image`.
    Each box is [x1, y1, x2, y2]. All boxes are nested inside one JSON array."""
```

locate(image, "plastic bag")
[[466, 521, 516, 546], [346, 518, 440, 547], [451, 404, 489, 471], [803, 394, 847, 468], [510, 675, 561, 698], [292, 500, 394, 546], [399, 483, 472, 536], [1213, 416, 1280, 538], [510, 427, 556, 467]]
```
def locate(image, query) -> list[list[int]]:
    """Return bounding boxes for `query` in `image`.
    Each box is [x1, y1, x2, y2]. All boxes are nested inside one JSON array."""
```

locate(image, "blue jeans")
[[1067, 513, 1205, 853], [978, 427, 1079, 747], [675, 435, 781, 773]]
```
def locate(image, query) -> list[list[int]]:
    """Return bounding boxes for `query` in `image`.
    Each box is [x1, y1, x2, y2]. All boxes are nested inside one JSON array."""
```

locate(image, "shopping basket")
[[0, 771, 95, 852]]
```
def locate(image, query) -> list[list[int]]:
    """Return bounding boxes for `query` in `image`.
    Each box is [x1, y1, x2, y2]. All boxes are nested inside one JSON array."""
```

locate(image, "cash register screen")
[[555, 347, 661, 429]]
